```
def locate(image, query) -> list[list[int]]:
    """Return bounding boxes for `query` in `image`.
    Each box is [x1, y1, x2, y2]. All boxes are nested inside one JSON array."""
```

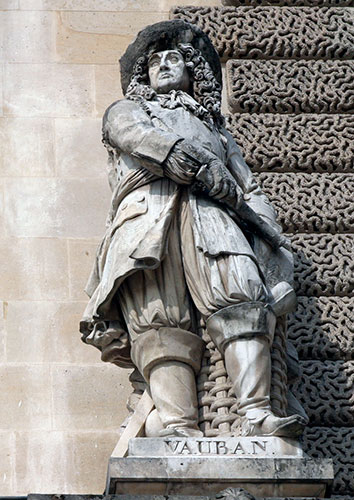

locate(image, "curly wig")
[[125, 43, 223, 127]]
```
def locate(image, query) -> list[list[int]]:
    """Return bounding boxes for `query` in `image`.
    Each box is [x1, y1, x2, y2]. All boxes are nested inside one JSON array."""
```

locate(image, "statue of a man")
[[80, 20, 306, 438]]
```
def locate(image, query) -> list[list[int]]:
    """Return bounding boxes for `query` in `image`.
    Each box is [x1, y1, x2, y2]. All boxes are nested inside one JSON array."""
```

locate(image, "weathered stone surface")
[[4, 177, 110, 238], [0, 430, 15, 495], [0, 238, 69, 300], [303, 427, 354, 495], [16, 430, 120, 494], [0, 0, 19, 10], [288, 297, 354, 361], [171, 7, 354, 61], [0, 365, 52, 430], [226, 114, 354, 173], [55, 11, 168, 64], [94, 64, 124, 117], [55, 13, 130, 65], [2, 11, 54, 63], [222, 0, 354, 5], [55, 118, 106, 179], [21, 0, 220, 10], [0, 63, 3, 116], [108, 456, 332, 496], [51, 364, 131, 431], [4, 301, 100, 363], [226, 60, 354, 113], [291, 234, 354, 297], [59, 11, 168, 37], [4, 63, 95, 117], [0, 301, 5, 363], [0, 117, 55, 177], [67, 239, 101, 300], [290, 361, 354, 427], [0, 180, 5, 237], [256, 173, 354, 233]]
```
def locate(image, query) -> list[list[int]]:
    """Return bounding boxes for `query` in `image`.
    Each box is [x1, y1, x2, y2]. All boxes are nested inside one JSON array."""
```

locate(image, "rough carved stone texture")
[[221, 0, 354, 6], [290, 361, 354, 427], [256, 173, 354, 234], [302, 427, 354, 494], [226, 60, 354, 113], [288, 297, 354, 361], [291, 234, 354, 297], [171, 7, 354, 61], [226, 114, 354, 173]]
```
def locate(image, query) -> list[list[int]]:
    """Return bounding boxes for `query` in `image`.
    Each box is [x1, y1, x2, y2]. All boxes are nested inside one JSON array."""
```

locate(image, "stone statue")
[[80, 20, 307, 439]]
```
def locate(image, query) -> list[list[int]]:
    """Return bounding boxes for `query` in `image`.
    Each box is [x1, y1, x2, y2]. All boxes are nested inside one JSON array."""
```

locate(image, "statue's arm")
[[103, 99, 182, 176]]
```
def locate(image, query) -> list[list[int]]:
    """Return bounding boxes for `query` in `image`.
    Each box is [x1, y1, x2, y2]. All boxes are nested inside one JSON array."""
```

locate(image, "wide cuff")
[[206, 302, 276, 354], [133, 130, 181, 164], [131, 327, 205, 382]]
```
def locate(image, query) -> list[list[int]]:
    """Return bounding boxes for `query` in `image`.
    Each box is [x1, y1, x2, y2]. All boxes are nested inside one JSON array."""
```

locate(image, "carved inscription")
[[164, 438, 269, 456]]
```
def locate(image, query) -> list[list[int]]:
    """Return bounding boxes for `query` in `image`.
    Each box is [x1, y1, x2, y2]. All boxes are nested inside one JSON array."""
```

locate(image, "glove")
[[195, 161, 242, 205]]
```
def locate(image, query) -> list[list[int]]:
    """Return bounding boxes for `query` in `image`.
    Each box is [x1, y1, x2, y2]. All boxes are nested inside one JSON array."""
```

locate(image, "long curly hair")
[[126, 43, 223, 127]]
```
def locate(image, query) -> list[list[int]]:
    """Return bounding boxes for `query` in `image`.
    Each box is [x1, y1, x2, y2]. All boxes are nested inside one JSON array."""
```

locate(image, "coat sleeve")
[[223, 129, 283, 234], [103, 99, 183, 176]]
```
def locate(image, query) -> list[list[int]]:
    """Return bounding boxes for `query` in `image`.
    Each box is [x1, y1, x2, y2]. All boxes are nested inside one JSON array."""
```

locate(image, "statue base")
[[106, 437, 333, 497]]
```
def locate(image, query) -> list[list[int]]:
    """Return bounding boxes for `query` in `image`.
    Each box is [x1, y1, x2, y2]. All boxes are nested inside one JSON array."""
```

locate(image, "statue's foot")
[[158, 426, 203, 438], [241, 411, 306, 438]]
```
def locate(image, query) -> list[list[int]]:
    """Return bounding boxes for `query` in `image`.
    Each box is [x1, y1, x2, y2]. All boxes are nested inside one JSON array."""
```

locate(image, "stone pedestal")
[[106, 437, 333, 497]]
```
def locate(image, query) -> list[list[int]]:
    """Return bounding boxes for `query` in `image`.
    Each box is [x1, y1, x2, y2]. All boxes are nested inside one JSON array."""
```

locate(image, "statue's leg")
[[180, 204, 305, 437], [129, 326, 204, 437], [117, 217, 204, 437], [207, 304, 306, 437], [148, 360, 203, 437]]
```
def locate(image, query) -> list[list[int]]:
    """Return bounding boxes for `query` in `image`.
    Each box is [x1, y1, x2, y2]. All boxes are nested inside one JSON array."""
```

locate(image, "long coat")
[[80, 94, 293, 342]]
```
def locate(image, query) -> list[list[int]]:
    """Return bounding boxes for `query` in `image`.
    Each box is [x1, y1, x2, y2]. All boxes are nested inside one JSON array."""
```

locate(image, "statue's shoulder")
[[103, 98, 142, 125], [219, 126, 243, 157]]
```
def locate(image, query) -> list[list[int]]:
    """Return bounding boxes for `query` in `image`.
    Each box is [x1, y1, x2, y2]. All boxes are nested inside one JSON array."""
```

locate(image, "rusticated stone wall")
[[172, 3, 354, 496]]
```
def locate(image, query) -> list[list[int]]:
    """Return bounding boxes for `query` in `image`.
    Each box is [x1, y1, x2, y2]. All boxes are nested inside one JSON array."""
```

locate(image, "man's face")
[[148, 50, 190, 94]]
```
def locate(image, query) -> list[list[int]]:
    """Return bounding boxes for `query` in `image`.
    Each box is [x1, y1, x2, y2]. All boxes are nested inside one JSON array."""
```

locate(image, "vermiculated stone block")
[[226, 60, 354, 113], [288, 297, 354, 361], [256, 173, 354, 233], [291, 361, 354, 427], [303, 427, 354, 494], [226, 114, 354, 173], [171, 7, 354, 61], [291, 234, 354, 297]]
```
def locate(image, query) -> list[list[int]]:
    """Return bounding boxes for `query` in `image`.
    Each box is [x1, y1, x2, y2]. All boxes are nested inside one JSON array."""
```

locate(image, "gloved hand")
[[163, 141, 201, 184], [176, 140, 242, 203], [195, 161, 242, 205]]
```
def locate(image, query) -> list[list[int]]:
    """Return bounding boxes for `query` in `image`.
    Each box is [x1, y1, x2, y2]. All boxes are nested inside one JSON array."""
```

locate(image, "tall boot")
[[224, 337, 305, 436], [147, 360, 202, 437], [207, 301, 306, 437], [130, 327, 205, 437]]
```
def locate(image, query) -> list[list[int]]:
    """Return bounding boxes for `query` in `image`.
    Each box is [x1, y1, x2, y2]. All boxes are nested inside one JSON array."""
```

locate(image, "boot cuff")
[[206, 302, 276, 354], [131, 327, 205, 382]]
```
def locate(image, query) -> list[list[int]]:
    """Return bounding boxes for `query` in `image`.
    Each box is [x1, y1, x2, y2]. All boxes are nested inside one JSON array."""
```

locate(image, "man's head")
[[120, 21, 223, 125], [120, 20, 221, 95], [148, 50, 190, 94]]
